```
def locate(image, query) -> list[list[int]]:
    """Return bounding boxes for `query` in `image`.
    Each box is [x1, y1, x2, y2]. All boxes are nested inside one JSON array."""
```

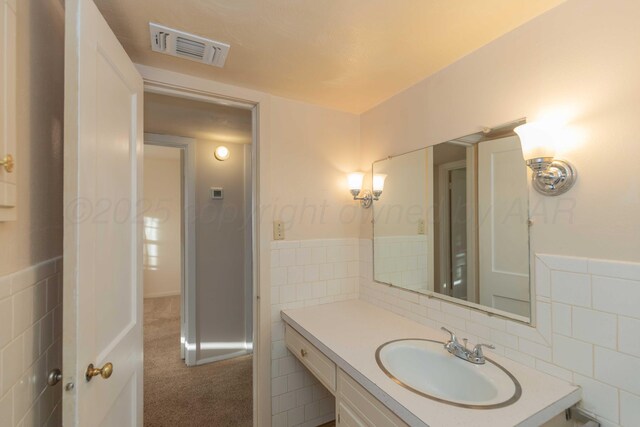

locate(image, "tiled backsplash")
[[4, 242, 634, 426], [0, 258, 63, 427], [373, 235, 428, 291], [270, 239, 359, 427], [360, 238, 640, 427]]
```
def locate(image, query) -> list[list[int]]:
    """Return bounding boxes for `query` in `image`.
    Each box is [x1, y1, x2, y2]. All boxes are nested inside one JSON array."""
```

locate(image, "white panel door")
[[63, 0, 143, 425], [478, 136, 530, 317]]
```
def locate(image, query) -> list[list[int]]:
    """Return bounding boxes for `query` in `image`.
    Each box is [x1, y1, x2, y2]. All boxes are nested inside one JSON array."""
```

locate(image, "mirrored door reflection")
[[449, 167, 468, 300], [372, 122, 532, 321], [432, 142, 474, 303]]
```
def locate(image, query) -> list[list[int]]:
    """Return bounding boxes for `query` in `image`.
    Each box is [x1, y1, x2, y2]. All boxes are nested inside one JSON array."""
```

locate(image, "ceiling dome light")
[[214, 146, 230, 161]]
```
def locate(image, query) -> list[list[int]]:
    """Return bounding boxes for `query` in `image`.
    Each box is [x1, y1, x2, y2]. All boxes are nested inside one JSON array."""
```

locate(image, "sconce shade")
[[514, 123, 555, 160], [514, 122, 577, 196], [372, 174, 387, 193], [214, 146, 230, 161], [347, 172, 364, 192]]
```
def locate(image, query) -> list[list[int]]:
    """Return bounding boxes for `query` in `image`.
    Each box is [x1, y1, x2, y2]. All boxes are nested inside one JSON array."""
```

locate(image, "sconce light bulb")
[[514, 123, 556, 162], [347, 172, 364, 192], [214, 146, 230, 161], [372, 174, 387, 193]]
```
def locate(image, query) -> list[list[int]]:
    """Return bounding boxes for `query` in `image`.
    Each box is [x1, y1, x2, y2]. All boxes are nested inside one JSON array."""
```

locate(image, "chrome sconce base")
[[350, 189, 381, 208], [526, 157, 577, 196]]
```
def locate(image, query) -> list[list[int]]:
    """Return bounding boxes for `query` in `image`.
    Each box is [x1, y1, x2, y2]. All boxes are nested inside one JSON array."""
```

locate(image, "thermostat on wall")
[[210, 187, 224, 200]]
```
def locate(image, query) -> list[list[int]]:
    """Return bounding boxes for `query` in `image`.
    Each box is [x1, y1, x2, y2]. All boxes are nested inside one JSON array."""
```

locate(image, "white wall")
[[269, 96, 361, 240], [360, 0, 640, 265], [143, 147, 182, 298]]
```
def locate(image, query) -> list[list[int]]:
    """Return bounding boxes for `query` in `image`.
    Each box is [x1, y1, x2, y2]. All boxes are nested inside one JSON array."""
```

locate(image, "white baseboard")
[[195, 349, 251, 366]]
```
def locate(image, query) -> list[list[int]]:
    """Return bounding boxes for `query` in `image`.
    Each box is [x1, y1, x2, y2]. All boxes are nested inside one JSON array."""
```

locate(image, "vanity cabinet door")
[[337, 400, 367, 427], [337, 369, 408, 427], [285, 324, 337, 392]]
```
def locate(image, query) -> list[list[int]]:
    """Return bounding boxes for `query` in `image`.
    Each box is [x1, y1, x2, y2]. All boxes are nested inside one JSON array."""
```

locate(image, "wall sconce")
[[514, 123, 577, 196], [214, 146, 230, 161], [348, 172, 386, 208]]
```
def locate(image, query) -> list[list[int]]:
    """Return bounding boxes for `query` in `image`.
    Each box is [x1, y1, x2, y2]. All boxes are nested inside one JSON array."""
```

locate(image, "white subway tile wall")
[[271, 239, 359, 427], [359, 242, 640, 427], [0, 258, 62, 427], [373, 235, 428, 291]]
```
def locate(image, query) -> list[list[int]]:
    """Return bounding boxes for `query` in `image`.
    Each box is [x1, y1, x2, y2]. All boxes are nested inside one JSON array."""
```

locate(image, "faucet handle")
[[441, 327, 458, 344], [472, 343, 495, 357]]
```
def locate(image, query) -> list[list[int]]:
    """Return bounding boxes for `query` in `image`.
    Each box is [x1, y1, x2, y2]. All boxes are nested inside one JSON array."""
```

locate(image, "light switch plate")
[[273, 220, 285, 240]]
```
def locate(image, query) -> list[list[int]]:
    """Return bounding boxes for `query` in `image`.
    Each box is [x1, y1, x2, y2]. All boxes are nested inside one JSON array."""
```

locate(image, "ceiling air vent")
[[149, 23, 230, 68]]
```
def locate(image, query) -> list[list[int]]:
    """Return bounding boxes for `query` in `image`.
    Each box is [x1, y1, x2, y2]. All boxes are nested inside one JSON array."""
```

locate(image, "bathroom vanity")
[[281, 300, 581, 427]]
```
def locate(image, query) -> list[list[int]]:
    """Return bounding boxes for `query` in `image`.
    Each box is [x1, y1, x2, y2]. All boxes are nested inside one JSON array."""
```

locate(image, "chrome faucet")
[[441, 327, 495, 365]]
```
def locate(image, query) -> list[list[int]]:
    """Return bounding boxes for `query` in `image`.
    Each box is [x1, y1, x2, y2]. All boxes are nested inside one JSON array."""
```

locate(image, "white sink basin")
[[376, 339, 521, 408]]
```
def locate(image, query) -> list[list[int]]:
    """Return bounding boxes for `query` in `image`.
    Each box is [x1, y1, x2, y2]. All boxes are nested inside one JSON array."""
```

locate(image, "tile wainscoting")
[[373, 235, 428, 292], [0, 258, 63, 427], [270, 239, 359, 427], [360, 238, 640, 427]]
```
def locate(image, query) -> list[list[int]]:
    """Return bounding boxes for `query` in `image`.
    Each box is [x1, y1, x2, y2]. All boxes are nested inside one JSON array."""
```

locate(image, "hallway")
[[144, 297, 253, 426]]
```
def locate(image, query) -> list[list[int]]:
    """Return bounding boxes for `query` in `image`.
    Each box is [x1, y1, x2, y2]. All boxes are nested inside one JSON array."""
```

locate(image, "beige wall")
[[0, 0, 64, 276], [143, 150, 182, 298], [360, 0, 640, 263], [269, 96, 361, 240]]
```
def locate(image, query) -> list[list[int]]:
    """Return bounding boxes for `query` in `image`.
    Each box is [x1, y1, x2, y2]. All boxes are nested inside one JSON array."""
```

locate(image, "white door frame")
[[437, 154, 477, 302], [138, 65, 270, 426], [143, 133, 197, 366], [437, 160, 466, 297]]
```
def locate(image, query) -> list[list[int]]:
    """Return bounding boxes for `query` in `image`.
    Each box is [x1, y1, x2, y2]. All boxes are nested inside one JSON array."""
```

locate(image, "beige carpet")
[[144, 297, 252, 427]]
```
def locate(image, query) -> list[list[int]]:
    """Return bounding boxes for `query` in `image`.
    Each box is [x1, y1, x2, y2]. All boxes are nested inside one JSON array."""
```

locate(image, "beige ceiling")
[[144, 92, 252, 143], [96, 0, 567, 113]]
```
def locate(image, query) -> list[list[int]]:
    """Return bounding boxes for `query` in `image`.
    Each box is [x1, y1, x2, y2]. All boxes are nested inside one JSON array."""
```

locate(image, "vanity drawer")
[[285, 324, 337, 392], [337, 369, 407, 427]]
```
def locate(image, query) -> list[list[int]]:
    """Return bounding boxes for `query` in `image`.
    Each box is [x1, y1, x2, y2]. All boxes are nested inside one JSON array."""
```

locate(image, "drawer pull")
[[300, 349, 308, 357]]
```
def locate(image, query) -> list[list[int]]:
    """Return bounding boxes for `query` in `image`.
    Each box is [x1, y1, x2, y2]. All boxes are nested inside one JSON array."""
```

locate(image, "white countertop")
[[281, 300, 581, 427]]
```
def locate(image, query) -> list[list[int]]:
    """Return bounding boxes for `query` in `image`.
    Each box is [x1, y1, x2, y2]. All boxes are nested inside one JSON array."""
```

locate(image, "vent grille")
[[149, 23, 230, 68], [176, 36, 206, 60]]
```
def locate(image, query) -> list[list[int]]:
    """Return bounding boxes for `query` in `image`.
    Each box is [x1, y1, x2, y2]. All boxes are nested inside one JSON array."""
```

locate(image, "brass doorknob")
[[86, 362, 113, 381], [0, 154, 14, 173]]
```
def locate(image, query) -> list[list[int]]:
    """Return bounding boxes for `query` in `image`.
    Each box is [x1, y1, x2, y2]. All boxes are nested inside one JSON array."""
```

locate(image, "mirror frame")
[[371, 118, 536, 325]]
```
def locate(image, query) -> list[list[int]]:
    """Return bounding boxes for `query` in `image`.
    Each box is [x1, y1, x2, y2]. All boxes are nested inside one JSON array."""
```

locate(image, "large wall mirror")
[[372, 119, 532, 322]]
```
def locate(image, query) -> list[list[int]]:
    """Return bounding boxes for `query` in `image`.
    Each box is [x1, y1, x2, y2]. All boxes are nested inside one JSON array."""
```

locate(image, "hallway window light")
[[143, 216, 160, 270]]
